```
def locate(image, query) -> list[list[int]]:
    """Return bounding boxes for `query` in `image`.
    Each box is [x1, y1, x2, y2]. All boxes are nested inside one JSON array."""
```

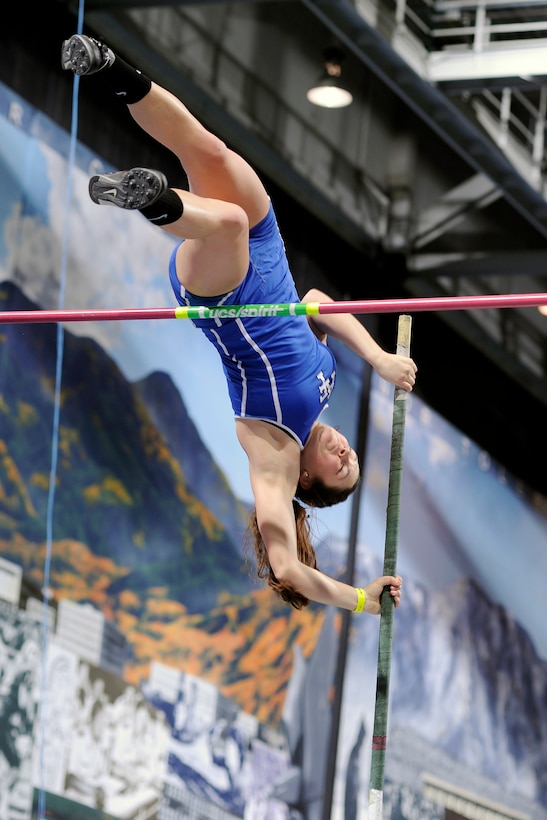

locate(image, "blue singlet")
[[168, 204, 336, 448]]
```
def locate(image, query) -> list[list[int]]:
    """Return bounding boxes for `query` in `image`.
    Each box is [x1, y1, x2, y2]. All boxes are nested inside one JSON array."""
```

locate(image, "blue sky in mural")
[[1, 81, 546, 662]]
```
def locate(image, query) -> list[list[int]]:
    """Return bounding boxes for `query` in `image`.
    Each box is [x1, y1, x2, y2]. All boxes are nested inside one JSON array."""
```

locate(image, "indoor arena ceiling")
[[52, 0, 547, 491]]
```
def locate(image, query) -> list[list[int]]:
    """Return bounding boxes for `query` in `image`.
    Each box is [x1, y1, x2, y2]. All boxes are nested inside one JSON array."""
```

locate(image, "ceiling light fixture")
[[307, 47, 353, 109]]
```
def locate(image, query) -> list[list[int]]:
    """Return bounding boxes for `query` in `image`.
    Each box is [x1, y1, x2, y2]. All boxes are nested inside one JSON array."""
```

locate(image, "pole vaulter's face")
[[303, 423, 360, 491]]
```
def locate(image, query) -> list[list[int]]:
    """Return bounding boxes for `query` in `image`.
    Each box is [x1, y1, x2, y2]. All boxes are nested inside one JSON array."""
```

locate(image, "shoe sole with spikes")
[[61, 34, 114, 76], [88, 168, 168, 209]]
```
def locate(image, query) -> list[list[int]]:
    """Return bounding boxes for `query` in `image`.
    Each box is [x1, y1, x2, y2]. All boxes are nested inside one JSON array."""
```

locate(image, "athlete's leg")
[[126, 81, 271, 296], [61, 35, 269, 226], [127, 83, 269, 228], [62, 34, 269, 296], [87, 165, 251, 296]]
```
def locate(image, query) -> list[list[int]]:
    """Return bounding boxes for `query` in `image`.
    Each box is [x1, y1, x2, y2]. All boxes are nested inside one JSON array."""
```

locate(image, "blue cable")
[[38, 4, 85, 817]]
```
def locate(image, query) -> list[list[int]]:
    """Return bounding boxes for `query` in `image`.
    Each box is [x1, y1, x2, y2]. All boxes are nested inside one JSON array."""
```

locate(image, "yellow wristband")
[[352, 587, 366, 613]]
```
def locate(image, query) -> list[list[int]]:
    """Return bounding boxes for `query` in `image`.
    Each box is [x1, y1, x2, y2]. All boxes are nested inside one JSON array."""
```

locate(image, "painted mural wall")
[[0, 80, 546, 820]]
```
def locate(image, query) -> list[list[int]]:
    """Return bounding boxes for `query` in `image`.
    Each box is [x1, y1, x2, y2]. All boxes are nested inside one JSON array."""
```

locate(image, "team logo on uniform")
[[317, 369, 336, 403]]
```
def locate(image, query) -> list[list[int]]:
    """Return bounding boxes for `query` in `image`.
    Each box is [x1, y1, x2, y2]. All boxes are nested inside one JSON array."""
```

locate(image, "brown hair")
[[295, 474, 361, 508], [246, 475, 361, 609]]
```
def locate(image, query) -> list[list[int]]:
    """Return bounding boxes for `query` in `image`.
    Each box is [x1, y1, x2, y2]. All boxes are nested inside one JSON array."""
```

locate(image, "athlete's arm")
[[302, 289, 417, 392], [237, 419, 402, 611], [256, 480, 403, 610]]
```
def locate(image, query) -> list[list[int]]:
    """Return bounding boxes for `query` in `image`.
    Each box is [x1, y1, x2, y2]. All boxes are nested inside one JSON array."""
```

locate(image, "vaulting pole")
[[0, 292, 546, 323], [368, 314, 412, 819]]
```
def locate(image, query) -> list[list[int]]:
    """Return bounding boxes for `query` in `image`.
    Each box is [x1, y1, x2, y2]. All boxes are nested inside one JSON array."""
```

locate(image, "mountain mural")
[[1, 280, 546, 816], [341, 547, 547, 814], [393, 575, 547, 808], [0, 281, 251, 612], [0, 280, 326, 723], [135, 370, 250, 551]]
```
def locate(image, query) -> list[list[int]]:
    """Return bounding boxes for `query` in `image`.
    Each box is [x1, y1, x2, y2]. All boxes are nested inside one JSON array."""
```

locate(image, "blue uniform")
[[168, 204, 336, 448]]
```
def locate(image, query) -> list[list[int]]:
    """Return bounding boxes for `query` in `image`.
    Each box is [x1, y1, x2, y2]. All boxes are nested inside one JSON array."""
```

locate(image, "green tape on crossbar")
[[174, 302, 320, 320]]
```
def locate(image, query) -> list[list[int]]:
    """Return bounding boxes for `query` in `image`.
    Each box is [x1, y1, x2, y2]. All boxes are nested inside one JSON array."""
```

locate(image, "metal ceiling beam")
[[409, 248, 547, 276], [428, 44, 547, 84], [301, 0, 547, 243], [435, 0, 547, 10], [410, 174, 502, 249]]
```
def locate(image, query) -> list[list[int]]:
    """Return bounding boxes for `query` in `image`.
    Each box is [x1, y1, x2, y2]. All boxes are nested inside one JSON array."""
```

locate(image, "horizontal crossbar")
[[0, 292, 546, 323]]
